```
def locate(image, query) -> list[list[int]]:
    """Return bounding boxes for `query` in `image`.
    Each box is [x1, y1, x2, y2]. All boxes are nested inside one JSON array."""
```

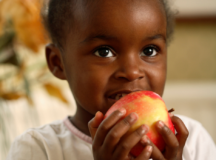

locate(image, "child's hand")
[[88, 109, 152, 160], [149, 114, 189, 160]]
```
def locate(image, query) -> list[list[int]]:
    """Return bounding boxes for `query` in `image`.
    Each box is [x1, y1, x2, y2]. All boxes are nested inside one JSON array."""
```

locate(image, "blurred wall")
[[165, 18, 216, 148], [164, 0, 216, 146], [167, 21, 216, 80], [167, 0, 216, 81]]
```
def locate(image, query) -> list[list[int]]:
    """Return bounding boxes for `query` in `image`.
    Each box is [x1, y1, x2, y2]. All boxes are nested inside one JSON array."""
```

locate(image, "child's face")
[[60, 0, 167, 115]]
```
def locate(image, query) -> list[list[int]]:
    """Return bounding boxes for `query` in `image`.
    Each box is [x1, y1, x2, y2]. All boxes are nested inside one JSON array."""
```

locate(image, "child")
[[7, 0, 216, 159]]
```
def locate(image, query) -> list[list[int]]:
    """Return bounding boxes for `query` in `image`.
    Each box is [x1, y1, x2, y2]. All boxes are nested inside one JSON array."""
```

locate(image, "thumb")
[[88, 111, 104, 140]]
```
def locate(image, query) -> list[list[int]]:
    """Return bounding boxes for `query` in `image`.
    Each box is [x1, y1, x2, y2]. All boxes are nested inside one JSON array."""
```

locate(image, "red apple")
[[104, 91, 175, 157]]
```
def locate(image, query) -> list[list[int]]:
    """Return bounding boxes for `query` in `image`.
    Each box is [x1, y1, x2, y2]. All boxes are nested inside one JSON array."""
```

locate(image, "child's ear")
[[45, 43, 66, 80]]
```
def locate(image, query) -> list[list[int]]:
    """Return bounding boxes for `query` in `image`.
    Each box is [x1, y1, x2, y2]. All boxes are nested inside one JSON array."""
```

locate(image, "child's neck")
[[69, 106, 94, 137]]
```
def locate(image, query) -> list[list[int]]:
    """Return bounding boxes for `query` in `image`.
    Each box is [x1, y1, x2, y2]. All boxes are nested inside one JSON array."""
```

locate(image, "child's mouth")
[[109, 92, 132, 101], [108, 90, 141, 103], [113, 93, 128, 100]]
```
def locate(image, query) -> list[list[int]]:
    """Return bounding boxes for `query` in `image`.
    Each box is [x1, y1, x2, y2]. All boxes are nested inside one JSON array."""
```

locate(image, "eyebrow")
[[80, 34, 118, 44], [145, 34, 166, 43], [80, 33, 166, 44]]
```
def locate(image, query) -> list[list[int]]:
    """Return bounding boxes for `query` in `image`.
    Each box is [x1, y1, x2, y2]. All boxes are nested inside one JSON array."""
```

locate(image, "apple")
[[104, 91, 175, 157]]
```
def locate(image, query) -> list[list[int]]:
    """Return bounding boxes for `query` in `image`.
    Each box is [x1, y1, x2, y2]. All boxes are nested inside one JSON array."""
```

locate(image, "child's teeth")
[[115, 93, 127, 100], [115, 94, 122, 100], [122, 93, 127, 97]]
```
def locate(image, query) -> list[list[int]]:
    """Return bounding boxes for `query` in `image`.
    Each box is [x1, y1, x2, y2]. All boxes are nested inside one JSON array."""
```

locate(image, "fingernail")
[[142, 125, 149, 133], [129, 113, 138, 123], [140, 125, 148, 135], [128, 154, 135, 160], [146, 146, 152, 152], [118, 108, 126, 115], [158, 121, 164, 129], [95, 111, 100, 116], [141, 135, 150, 144]]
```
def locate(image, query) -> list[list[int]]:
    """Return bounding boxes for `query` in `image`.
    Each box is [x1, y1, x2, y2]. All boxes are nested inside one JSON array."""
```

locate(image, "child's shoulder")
[[176, 114, 203, 128], [7, 117, 94, 160], [176, 115, 216, 160], [17, 118, 68, 141], [176, 114, 213, 143], [7, 119, 67, 160]]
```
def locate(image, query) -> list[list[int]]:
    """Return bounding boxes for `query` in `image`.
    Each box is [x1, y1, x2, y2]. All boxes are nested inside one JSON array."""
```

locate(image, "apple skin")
[[104, 91, 175, 157]]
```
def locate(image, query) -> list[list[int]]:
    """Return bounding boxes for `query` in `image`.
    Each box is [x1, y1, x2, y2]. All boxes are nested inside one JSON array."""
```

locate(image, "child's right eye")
[[141, 46, 158, 57], [94, 47, 114, 57]]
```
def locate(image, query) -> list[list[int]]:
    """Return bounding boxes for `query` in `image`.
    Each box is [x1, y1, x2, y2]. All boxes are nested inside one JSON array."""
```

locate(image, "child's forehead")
[[44, 0, 173, 49], [73, 0, 164, 15], [71, 0, 166, 37]]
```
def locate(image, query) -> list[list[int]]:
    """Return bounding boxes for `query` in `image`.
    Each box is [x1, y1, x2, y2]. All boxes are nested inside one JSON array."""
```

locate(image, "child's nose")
[[114, 54, 144, 82]]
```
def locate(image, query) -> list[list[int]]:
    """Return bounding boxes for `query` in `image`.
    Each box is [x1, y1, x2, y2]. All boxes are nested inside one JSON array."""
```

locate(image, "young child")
[[7, 0, 216, 159]]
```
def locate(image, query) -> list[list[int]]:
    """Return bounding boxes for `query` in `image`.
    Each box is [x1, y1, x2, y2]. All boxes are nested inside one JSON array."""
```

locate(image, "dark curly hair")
[[42, 0, 175, 49]]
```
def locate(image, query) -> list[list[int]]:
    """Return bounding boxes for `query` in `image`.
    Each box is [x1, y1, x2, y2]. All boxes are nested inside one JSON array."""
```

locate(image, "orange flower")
[[43, 83, 69, 104], [0, 0, 48, 52]]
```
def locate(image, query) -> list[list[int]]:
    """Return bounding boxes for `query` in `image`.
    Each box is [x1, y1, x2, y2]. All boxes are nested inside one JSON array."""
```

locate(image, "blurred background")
[[0, 0, 215, 159]]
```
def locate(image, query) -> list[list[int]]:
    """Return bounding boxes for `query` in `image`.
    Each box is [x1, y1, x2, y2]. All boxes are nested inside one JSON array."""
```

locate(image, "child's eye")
[[94, 47, 114, 57], [141, 46, 158, 57]]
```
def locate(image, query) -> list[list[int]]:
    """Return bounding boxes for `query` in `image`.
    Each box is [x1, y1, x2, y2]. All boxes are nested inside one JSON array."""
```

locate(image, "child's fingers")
[[156, 120, 179, 159], [112, 124, 149, 159], [102, 113, 139, 153], [171, 115, 189, 154], [88, 111, 104, 140], [135, 145, 153, 160], [93, 108, 126, 149], [147, 116, 189, 160], [141, 136, 166, 160], [127, 154, 135, 160]]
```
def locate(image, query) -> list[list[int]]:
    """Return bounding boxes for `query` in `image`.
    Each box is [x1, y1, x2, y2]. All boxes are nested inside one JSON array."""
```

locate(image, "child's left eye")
[[141, 46, 158, 57], [94, 47, 114, 57]]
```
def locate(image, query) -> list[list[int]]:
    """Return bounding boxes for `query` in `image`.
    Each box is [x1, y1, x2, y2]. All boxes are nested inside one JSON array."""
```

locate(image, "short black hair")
[[42, 0, 175, 48]]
